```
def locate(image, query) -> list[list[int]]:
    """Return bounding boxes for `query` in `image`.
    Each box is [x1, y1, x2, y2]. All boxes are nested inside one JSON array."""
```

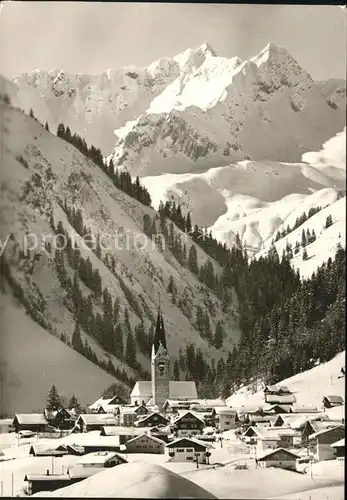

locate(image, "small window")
[[177, 448, 184, 452], [186, 448, 194, 452], [186, 456, 193, 461], [225, 421, 230, 425]]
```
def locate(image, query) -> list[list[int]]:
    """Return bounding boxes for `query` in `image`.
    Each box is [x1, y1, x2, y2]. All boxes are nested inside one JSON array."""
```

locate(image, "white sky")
[[0, 3, 346, 80]]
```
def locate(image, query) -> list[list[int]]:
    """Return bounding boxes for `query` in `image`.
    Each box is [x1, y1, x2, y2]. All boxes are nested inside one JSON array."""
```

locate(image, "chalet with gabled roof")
[[322, 395, 344, 409], [263, 386, 296, 405], [302, 419, 343, 446], [309, 425, 345, 462], [125, 433, 166, 454], [135, 411, 170, 428], [172, 411, 205, 438], [215, 408, 238, 431], [99, 425, 142, 444], [166, 437, 214, 463], [12, 414, 48, 433], [256, 448, 300, 470], [75, 414, 118, 433], [77, 451, 127, 468]]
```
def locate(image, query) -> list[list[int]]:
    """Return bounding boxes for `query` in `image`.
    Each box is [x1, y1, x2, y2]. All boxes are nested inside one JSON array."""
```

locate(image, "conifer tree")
[[325, 215, 333, 229], [113, 323, 124, 359], [125, 330, 137, 366], [45, 122, 49, 131], [214, 321, 224, 349], [68, 394, 82, 414], [167, 275, 174, 294], [301, 229, 307, 248], [46, 385, 61, 411], [173, 360, 180, 381], [72, 322, 84, 353], [188, 245, 198, 275], [186, 212, 192, 235]]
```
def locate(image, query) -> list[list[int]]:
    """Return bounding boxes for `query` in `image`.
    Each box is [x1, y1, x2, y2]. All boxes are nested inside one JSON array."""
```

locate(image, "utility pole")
[[11, 473, 14, 497]]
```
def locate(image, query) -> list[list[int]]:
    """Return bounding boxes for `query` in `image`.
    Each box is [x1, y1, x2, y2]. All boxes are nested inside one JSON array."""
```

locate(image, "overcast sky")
[[0, 2, 346, 80]]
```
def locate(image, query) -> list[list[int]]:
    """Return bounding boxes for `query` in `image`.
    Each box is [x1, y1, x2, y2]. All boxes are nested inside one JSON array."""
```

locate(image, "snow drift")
[[41, 462, 217, 498]]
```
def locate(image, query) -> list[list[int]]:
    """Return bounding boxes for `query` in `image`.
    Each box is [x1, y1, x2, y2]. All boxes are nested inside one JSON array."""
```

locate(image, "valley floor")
[[0, 430, 344, 498]]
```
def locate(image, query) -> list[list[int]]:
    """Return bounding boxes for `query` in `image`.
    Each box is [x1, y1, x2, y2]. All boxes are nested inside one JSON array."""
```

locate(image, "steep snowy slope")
[[0, 99, 240, 415], [0, 292, 117, 416], [108, 43, 345, 175], [226, 351, 345, 411], [257, 195, 346, 278]]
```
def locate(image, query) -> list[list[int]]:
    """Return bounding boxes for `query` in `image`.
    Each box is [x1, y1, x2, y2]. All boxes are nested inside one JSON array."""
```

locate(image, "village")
[[0, 312, 345, 497], [0, 375, 345, 495]]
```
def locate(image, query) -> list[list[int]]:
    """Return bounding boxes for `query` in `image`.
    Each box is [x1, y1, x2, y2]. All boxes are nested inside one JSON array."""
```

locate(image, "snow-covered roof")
[[126, 433, 166, 446], [77, 451, 125, 465], [215, 407, 238, 415], [291, 405, 319, 413], [257, 448, 300, 461], [173, 411, 205, 425], [166, 437, 215, 449], [265, 395, 296, 404], [309, 425, 344, 440], [24, 474, 70, 482], [324, 395, 344, 404], [272, 413, 328, 429], [262, 404, 293, 413], [89, 397, 113, 410], [77, 414, 118, 425], [131, 381, 152, 398], [101, 426, 141, 436], [97, 404, 120, 413], [244, 426, 299, 440], [67, 465, 106, 479], [192, 399, 226, 408], [264, 385, 292, 394], [14, 413, 48, 425], [136, 412, 169, 425], [306, 419, 344, 434], [331, 438, 345, 448], [70, 435, 121, 448]]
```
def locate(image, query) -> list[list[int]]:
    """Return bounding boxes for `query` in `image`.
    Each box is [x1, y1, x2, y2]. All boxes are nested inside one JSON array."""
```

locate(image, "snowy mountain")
[[140, 126, 345, 276], [0, 97, 240, 415], [106, 42, 345, 176], [10, 42, 345, 175]]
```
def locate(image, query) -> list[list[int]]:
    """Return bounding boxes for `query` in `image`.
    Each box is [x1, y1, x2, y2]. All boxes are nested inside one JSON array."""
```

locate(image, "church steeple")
[[153, 307, 167, 356], [151, 305, 170, 409]]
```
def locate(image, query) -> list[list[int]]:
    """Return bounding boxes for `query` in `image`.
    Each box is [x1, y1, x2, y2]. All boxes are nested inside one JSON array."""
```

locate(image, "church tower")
[[151, 308, 170, 409]]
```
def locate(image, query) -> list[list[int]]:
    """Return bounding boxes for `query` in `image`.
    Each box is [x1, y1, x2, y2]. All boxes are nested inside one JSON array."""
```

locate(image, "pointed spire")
[[153, 304, 167, 355]]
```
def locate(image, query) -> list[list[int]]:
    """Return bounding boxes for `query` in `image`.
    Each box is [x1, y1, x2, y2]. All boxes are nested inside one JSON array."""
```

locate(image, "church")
[[130, 309, 197, 409]]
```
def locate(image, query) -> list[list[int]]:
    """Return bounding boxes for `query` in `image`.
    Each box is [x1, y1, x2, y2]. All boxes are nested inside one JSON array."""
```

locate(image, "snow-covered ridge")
[[226, 350, 345, 411]]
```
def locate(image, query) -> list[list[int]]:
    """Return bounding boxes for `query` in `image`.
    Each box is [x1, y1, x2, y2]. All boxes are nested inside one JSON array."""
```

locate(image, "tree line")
[[56, 123, 152, 206]]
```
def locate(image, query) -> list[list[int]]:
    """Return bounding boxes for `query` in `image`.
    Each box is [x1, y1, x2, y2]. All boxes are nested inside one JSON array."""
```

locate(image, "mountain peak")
[[251, 42, 299, 68], [199, 41, 218, 57]]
